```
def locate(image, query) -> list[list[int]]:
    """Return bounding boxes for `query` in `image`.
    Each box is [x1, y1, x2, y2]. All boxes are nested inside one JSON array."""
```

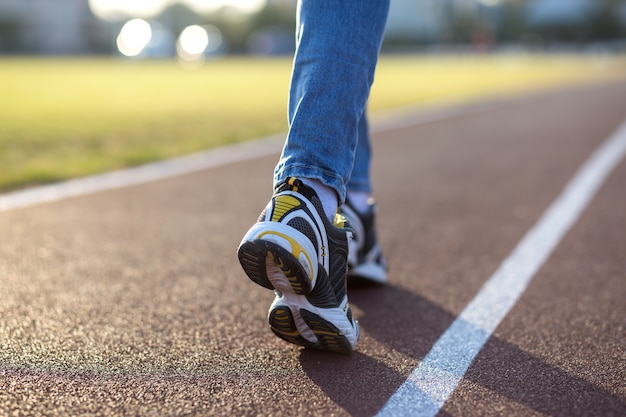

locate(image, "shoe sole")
[[238, 221, 318, 294], [269, 305, 354, 354], [238, 239, 358, 353], [238, 239, 314, 295]]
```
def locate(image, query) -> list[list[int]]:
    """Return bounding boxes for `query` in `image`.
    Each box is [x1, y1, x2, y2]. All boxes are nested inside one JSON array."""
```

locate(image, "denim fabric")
[[273, 0, 390, 203], [348, 112, 372, 194]]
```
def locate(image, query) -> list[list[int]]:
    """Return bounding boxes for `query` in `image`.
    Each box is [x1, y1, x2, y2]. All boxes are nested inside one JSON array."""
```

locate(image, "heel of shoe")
[[238, 222, 319, 295]]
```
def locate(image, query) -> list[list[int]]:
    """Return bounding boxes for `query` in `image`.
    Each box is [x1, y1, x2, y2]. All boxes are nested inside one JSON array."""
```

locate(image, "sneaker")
[[237, 177, 359, 353], [341, 197, 387, 284]]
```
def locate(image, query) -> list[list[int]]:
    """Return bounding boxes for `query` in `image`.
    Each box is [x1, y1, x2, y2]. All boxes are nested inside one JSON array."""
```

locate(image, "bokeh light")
[[117, 19, 152, 57], [177, 25, 224, 67], [179, 25, 209, 57], [89, 0, 169, 21], [90, 0, 267, 21], [186, 0, 266, 15]]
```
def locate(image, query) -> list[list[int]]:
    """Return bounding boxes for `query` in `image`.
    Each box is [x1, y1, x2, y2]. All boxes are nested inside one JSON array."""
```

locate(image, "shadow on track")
[[299, 283, 625, 416], [462, 336, 626, 416], [300, 283, 456, 416]]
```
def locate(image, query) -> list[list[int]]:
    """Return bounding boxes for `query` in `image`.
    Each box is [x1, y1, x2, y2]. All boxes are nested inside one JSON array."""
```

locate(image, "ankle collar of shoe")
[[276, 177, 316, 200]]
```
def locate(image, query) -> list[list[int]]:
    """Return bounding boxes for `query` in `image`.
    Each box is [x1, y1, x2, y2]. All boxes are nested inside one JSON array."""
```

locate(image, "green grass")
[[1, 54, 625, 192]]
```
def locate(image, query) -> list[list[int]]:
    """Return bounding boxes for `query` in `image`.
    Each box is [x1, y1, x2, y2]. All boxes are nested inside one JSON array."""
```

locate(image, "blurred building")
[[526, 0, 626, 42], [386, 0, 448, 43], [0, 0, 624, 55], [527, 0, 598, 26], [0, 0, 109, 54]]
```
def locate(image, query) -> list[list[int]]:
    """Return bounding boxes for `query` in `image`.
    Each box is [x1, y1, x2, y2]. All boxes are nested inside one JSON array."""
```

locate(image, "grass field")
[[1, 54, 625, 192]]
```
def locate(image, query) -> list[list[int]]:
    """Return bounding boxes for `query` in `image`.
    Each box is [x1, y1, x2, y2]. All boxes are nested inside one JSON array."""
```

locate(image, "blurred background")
[[1, 0, 625, 58], [1, 0, 626, 193]]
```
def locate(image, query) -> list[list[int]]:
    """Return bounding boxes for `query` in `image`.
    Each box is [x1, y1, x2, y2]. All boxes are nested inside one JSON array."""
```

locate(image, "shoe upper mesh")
[[287, 218, 318, 250]]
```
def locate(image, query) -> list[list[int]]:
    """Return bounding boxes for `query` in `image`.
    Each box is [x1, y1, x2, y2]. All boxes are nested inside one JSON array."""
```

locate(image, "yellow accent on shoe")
[[259, 230, 314, 282], [271, 195, 301, 222], [287, 177, 299, 192], [333, 212, 348, 228]]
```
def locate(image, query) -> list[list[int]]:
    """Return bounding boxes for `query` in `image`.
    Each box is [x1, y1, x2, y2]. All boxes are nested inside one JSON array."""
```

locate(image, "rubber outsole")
[[238, 240, 313, 295], [239, 239, 356, 353], [269, 305, 354, 354]]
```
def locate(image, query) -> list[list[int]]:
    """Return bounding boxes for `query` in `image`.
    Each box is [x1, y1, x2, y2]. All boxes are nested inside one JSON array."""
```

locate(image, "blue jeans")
[[273, 0, 390, 204]]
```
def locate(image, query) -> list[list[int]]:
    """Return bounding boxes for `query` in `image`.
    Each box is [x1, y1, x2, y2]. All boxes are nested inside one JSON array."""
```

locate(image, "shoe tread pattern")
[[238, 240, 313, 295], [268, 306, 353, 354]]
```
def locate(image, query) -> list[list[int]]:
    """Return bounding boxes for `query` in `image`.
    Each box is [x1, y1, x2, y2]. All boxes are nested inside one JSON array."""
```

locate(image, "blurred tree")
[[246, 0, 296, 54], [524, 0, 626, 43], [590, 0, 625, 40], [158, 3, 205, 37], [250, 0, 295, 28], [496, 0, 527, 43], [445, 1, 481, 43], [0, 18, 22, 53]]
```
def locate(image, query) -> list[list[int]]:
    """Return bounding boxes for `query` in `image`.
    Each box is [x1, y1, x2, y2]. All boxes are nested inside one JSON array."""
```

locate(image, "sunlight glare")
[[179, 25, 209, 56], [117, 19, 153, 57], [478, 0, 502, 6], [184, 0, 267, 15], [89, 0, 169, 20], [90, 0, 267, 20]]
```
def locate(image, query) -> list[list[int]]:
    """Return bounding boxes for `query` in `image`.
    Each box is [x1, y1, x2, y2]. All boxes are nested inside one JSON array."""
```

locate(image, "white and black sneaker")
[[237, 177, 359, 353], [341, 197, 387, 284]]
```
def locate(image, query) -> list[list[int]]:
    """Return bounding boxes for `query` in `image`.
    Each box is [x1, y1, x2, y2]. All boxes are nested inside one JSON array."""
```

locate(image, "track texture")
[[1, 80, 625, 416]]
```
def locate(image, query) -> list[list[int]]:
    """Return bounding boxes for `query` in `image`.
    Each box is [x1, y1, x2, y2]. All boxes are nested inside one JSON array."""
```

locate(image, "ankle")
[[300, 178, 338, 221]]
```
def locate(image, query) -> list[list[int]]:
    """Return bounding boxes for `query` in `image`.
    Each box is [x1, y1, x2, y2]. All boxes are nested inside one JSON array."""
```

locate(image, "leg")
[[274, 0, 390, 205], [347, 111, 373, 195], [343, 112, 388, 284], [238, 0, 389, 353]]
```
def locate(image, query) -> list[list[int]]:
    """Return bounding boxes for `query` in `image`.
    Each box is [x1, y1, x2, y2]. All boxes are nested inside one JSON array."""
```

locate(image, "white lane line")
[[0, 100, 509, 213], [376, 119, 626, 417], [0, 135, 285, 212]]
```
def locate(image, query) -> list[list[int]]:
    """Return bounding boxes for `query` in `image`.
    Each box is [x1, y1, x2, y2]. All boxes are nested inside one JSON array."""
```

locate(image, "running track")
[[1, 79, 625, 416]]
